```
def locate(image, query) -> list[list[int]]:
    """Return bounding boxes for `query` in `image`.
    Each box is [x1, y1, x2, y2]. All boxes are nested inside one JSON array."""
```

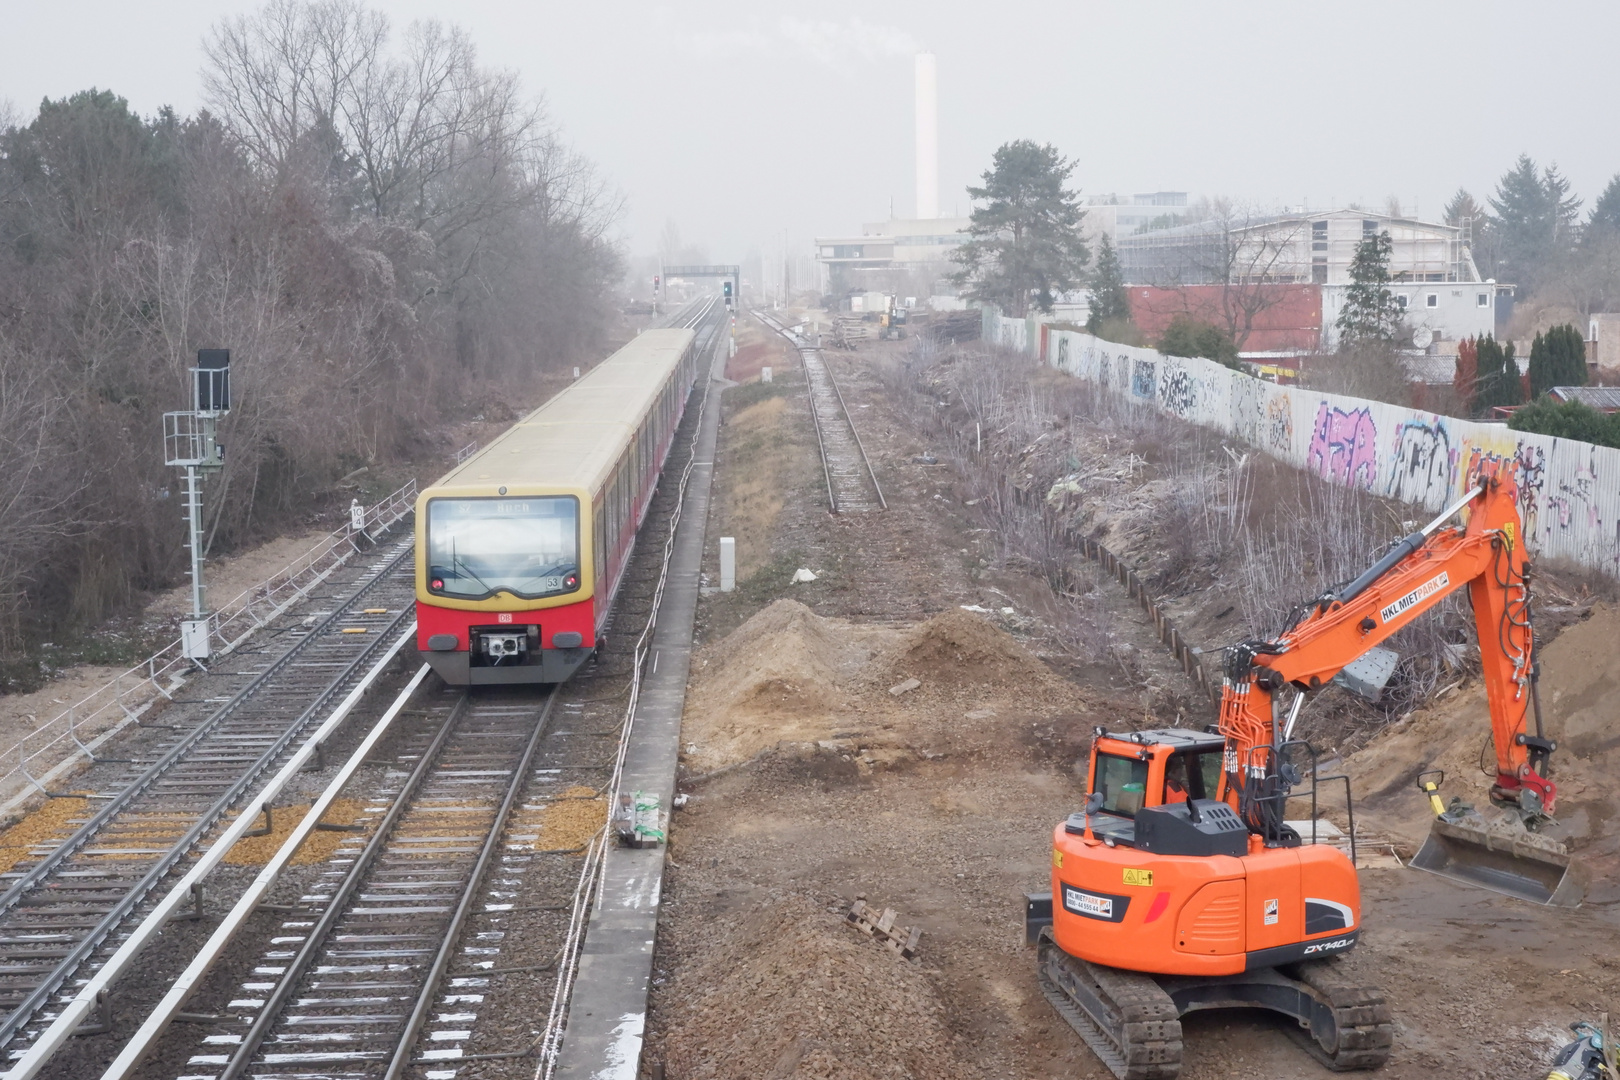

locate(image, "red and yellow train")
[[414, 327, 702, 684]]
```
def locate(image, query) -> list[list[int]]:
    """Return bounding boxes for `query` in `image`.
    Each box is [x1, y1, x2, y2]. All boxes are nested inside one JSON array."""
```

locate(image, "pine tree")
[[1444, 188, 1483, 228], [1547, 324, 1588, 389], [1489, 154, 1582, 293], [1586, 174, 1620, 244], [952, 140, 1090, 316], [1336, 231, 1403, 347], [1528, 331, 1552, 399], [1086, 234, 1131, 334]]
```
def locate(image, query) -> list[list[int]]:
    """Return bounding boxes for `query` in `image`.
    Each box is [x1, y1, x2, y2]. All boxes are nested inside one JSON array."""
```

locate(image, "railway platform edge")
[[552, 318, 726, 1079]]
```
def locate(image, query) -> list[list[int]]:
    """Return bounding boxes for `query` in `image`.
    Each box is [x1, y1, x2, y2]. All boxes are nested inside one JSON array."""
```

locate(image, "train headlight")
[[565, 573, 578, 590], [430, 578, 444, 591]]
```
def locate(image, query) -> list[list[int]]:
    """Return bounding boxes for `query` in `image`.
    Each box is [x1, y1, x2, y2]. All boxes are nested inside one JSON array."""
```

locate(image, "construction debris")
[[845, 899, 921, 960], [887, 678, 921, 697]]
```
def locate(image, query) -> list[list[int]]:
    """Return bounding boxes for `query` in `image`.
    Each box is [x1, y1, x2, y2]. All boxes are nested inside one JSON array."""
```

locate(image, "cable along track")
[[755, 310, 886, 513], [0, 535, 417, 1059]]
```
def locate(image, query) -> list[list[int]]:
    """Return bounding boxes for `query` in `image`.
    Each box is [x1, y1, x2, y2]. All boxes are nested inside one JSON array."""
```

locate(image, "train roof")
[[424, 327, 696, 498]]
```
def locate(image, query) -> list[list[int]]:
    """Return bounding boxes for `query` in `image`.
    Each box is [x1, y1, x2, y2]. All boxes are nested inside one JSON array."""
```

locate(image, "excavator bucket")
[[1410, 816, 1585, 906]]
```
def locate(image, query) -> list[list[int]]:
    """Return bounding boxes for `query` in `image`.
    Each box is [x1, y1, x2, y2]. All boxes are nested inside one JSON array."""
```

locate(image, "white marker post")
[[719, 537, 736, 592], [761, 366, 772, 383]]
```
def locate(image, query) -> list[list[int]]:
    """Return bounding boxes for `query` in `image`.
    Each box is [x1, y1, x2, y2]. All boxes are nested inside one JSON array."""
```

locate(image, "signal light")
[[723, 281, 733, 297]]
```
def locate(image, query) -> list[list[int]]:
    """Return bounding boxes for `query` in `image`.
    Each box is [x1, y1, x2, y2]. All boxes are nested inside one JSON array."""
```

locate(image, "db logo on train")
[[497, 613, 513, 624]]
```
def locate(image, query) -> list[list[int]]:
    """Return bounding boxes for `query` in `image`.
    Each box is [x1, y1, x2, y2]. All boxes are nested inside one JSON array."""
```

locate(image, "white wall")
[[1033, 325, 1620, 579]]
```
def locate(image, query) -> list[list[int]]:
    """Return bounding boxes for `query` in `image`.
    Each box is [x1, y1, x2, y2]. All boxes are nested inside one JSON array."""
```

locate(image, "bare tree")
[[1195, 201, 1310, 351]]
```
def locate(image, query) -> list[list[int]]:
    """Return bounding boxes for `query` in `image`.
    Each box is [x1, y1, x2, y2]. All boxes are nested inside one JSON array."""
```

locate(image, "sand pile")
[[682, 601, 1094, 774], [876, 608, 1060, 694], [1344, 604, 1620, 873], [657, 896, 951, 1080], [683, 601, 890, 771]]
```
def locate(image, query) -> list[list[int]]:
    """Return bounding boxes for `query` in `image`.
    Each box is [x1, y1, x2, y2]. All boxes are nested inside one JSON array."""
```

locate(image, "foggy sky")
[[4, 0, 1618, 269]]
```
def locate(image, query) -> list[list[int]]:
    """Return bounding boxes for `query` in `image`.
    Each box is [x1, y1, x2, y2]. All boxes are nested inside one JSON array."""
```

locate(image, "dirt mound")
[[877, 608, 1054, 691], [657, 896, 951, 1079], [1344, 604, 1620, 885], [683, 601, 891, 771]]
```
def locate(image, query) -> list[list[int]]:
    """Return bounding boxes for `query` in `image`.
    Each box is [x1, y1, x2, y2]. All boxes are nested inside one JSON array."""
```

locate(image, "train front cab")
[[415, 486, 597, 685]]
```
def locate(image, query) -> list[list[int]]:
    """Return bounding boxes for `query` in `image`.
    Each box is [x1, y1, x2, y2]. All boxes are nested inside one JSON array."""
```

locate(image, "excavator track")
[[1284, 960, 1394, 1071], [1037, 930, 1182, 1079]]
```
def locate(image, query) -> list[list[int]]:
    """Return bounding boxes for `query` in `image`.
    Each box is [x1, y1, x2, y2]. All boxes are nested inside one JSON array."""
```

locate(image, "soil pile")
[[1344, 604, 1620, 895], [682, 600, 889, 771], [682, 600, 1096, 774], [877, 608, 1062, 694], [657, 896, 951, 1080]]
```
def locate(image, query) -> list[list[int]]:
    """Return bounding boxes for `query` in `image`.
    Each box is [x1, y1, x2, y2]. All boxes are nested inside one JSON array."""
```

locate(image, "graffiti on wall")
[[1307, 402, 1378, 490], [1265, 396, 1294, 454], [1159, 367, 1198, 416], [1386, 418, 1455, 507], [1131, 359, 1156, 399], [1042, 330, 1620, 578], [1515, 442, 1545, 538]]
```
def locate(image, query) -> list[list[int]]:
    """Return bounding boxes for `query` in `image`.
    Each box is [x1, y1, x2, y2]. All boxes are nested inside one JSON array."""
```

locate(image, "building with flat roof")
[[814, 216, 971, 301], [1081, 192, 1190, 244], [1118, 208, 1483, 288]]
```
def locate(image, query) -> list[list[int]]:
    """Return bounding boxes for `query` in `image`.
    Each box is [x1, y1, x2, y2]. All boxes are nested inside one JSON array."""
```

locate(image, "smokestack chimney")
[[914, 52, 938, 220]]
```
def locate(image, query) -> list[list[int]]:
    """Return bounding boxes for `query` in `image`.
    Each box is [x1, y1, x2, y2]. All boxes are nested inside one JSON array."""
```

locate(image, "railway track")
[[0, 533, 417, 1064], [754, 310, 885, 513], [170, 686, 561, 1080], [53, 297, 732, 1080]]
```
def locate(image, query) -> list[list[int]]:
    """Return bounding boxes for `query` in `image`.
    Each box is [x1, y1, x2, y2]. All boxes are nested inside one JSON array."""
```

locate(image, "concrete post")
[[719, 537, 736, 592], [761, 366, 772, 383]]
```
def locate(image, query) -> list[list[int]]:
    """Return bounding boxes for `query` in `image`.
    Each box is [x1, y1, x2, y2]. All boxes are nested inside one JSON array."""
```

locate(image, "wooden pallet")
[[846, 899, 921, 959]]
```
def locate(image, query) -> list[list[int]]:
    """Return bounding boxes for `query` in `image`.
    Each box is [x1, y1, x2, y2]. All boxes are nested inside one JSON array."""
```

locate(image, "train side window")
[[594, 504, 605, 587]]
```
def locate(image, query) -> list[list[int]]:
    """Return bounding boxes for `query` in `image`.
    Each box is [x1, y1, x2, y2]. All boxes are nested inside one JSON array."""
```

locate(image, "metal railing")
[[0, 480, 418, 815]]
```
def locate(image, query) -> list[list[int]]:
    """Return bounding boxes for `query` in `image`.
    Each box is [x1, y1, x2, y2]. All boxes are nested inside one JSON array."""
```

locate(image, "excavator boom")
[[1218, 457, 1578, 905]]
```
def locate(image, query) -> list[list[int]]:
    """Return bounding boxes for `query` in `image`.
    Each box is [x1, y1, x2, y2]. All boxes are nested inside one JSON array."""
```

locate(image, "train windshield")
[[426, 496, 581, 601]]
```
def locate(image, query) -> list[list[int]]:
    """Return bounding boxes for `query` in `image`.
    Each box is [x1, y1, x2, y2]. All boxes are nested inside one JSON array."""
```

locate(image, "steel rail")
[[209, 686, 482, 1080], [97, 663, 441, 1080], [382, 688, 557, 1079], [0, 543, 417, 1054], [815, 343, 888, 510], [0, 540, 413, 925], [3, 618, 421, 1080], [753, 309, 885, 512], [754, 310, 836, 509]]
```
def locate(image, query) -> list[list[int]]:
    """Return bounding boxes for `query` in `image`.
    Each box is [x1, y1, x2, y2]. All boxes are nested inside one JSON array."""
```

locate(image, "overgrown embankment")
[[873, 340, 1614, 755]]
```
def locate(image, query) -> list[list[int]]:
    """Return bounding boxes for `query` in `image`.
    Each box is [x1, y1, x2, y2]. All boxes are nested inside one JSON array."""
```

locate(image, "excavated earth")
[[644, 321, 1620, 1080]]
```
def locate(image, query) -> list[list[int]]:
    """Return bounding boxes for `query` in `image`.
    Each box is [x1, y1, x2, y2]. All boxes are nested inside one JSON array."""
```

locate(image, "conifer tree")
[[1336, 231, 1403, 347], [952, 140, 1090, 316], [1085, 234, 1131, 334], [1474, 335, 1525, 415]]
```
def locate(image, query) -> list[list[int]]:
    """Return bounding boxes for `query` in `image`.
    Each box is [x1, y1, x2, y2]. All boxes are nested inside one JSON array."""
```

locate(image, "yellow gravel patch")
[[534, 786, 606, 852], [0, 797, 90, 875], [222, 798, 369, 866]]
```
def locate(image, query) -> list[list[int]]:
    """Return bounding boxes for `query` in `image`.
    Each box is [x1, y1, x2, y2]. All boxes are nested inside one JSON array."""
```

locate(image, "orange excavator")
[[1028, 458, 1582, 1077]]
